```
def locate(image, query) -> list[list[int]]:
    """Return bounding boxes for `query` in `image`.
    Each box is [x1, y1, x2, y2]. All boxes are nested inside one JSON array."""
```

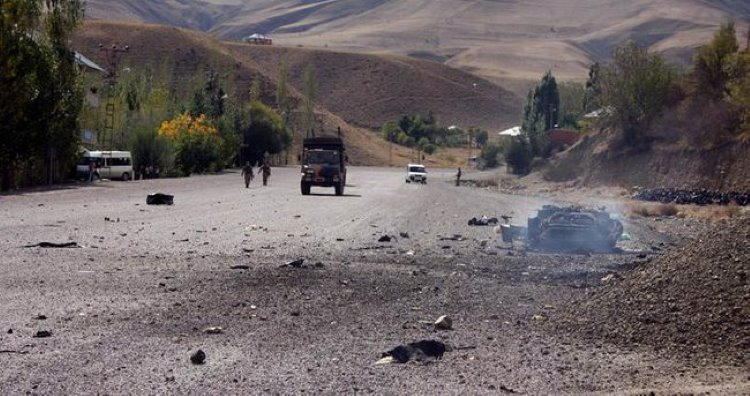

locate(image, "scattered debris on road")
[[33, 330, 52, 338], [244, 225, 268, 234], [24, 242, 81, 248], [0, 349, 29, 355], [378, 235, 392, 243], [378, 340, 449, 364], [190, 349, 206, 365], [146, 193, 174, 205], [230, 265, 250, 270], [434, 315, 453, 330], [204, 327, 224, 334], [281, 259, 305, 268], [468, 216, 499, 226]]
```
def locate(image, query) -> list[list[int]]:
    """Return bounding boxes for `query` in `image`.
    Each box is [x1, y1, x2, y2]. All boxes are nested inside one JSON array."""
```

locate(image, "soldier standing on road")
[[88, 160, 97, 182], [260, 162, 271, 186], [455, 167, 462, 186], [241, 161, 254, 188]]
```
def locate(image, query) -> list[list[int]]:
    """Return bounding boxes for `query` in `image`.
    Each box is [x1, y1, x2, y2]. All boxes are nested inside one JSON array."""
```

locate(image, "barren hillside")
[[73, 21, 518, 165], [86, 0, 750, 87]]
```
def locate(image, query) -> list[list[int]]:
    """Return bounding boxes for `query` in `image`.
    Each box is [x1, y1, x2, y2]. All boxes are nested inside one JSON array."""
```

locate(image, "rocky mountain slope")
[[86, 0, 750, 85]]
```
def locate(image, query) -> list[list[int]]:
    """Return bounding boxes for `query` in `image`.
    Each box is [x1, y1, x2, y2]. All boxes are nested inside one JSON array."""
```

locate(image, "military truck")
[[300, 136, 347, 196]]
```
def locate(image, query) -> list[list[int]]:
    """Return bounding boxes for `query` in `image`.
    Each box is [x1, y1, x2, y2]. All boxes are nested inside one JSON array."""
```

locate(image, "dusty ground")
[[0, 167, 747, 394]]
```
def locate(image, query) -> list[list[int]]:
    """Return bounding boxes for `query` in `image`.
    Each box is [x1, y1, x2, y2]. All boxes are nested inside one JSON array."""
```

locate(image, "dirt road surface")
[[1, 167, 747, 394]]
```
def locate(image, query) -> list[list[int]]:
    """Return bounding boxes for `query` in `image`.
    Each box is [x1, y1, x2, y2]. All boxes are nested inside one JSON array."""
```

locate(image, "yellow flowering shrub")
[[157, 112, 218, 140], [157, 112, 223, 175]]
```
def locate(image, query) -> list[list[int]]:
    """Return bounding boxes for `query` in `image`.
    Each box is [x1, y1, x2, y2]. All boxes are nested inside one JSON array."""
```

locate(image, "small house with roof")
[[244, 33, 272, 45]]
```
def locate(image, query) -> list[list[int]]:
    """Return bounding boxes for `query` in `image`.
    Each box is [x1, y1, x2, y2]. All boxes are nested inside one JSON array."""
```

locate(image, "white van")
[[76, 151, 134, 181], [405, 163, 427, 184]]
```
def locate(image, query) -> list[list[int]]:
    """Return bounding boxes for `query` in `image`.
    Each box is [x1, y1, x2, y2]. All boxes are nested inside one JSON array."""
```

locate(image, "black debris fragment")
[[147, 193, 174, 205], [381, 340, 449, 363], [468, 217, 499, 226], [190, 349, 206, 365], [24, 242, 81, 248], [281, 259, 305, 268]]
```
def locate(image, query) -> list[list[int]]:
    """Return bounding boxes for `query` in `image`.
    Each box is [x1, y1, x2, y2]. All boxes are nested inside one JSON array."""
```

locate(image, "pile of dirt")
[[555, 216, 750, 365]]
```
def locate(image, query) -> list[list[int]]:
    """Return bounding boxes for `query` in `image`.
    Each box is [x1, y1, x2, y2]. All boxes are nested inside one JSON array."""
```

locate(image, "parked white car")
[[405, 164, 427, 184]]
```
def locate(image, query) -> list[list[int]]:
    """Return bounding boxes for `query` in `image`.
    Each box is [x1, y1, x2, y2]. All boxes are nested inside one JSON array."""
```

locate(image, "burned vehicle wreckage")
[[501, 205, 624, 253]]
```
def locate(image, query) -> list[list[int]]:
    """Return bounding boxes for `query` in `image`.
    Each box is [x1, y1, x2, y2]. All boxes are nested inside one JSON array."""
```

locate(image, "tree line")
[[505, 22, 750, 174], [0, 2, 313, 189]]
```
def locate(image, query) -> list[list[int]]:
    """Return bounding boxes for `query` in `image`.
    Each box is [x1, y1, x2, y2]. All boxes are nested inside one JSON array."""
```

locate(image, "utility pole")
[[99, 43, 129, 151]]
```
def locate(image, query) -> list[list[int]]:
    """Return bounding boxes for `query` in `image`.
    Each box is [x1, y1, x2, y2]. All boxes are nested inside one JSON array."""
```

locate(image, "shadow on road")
[[306, 193, 362, 198], [0, 181, 116, 197]]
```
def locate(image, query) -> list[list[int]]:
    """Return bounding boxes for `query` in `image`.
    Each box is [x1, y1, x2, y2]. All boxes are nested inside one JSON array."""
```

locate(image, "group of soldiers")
[[241, 162, 271, 188], [242, 164, 463, 189]]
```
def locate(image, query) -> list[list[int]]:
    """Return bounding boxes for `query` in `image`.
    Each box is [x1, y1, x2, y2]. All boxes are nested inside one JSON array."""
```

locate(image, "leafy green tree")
[[558, 81, 585, 129], [505, 137, 533, 175], [190, 69, 226, 120], [601, 41, 675, 145], [480, 142, 501, 169], [583, 62, 603, 112], [381, 121, 401, 142], [473, 128, 489, 147], [129, 126, 174, 174], [523, 71, 559, 133], [0, 0, 85, 190], [694, 22, 739, 98], [417, 136, 430, 154], [522, 71, 559, 157], [240, 101, 291, 164], [423, 143, 436, 155], [727, 49, 750, 131], [302, 63, 317, 136]]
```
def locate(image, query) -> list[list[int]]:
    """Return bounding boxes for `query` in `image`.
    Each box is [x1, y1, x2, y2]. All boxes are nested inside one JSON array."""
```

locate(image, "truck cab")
[[300, 136, 347, 196]]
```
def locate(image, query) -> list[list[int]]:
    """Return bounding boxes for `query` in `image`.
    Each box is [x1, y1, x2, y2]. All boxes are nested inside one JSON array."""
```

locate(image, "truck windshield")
[[306, 150, 339, 165], [409, 166, 425, 173]]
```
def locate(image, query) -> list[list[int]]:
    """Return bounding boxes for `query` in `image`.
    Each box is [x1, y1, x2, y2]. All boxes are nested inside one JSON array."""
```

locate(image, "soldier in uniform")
[[241, 161, 254, 188], [260, 162, 271, 186]]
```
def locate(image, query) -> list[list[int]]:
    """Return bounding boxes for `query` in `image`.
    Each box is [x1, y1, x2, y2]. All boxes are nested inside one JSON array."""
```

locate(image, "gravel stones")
[[556, 216, 750, 364], [633, 188, 750, 206]]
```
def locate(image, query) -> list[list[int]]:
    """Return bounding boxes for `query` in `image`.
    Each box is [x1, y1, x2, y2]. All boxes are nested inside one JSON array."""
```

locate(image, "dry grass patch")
[[627, 202, 742, 222], [678, 204, 742, 223], [626, 202, 679, 218]]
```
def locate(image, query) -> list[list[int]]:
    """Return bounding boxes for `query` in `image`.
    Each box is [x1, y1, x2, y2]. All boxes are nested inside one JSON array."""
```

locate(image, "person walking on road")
[[241, 161, 254, 188], [260, 162, 271, 186], [455, 167, 462, 186], [88, 160, 97, 182]]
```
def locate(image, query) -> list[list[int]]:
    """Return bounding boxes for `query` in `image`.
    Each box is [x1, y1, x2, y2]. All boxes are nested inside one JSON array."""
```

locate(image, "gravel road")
[[1, 167, 747, 394]]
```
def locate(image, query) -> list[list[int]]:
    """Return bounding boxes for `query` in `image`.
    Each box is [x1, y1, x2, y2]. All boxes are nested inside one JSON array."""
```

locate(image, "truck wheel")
[[301, 183, 311, 195], [122, 172, 131, 181], [335, 182, 344, 196]]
